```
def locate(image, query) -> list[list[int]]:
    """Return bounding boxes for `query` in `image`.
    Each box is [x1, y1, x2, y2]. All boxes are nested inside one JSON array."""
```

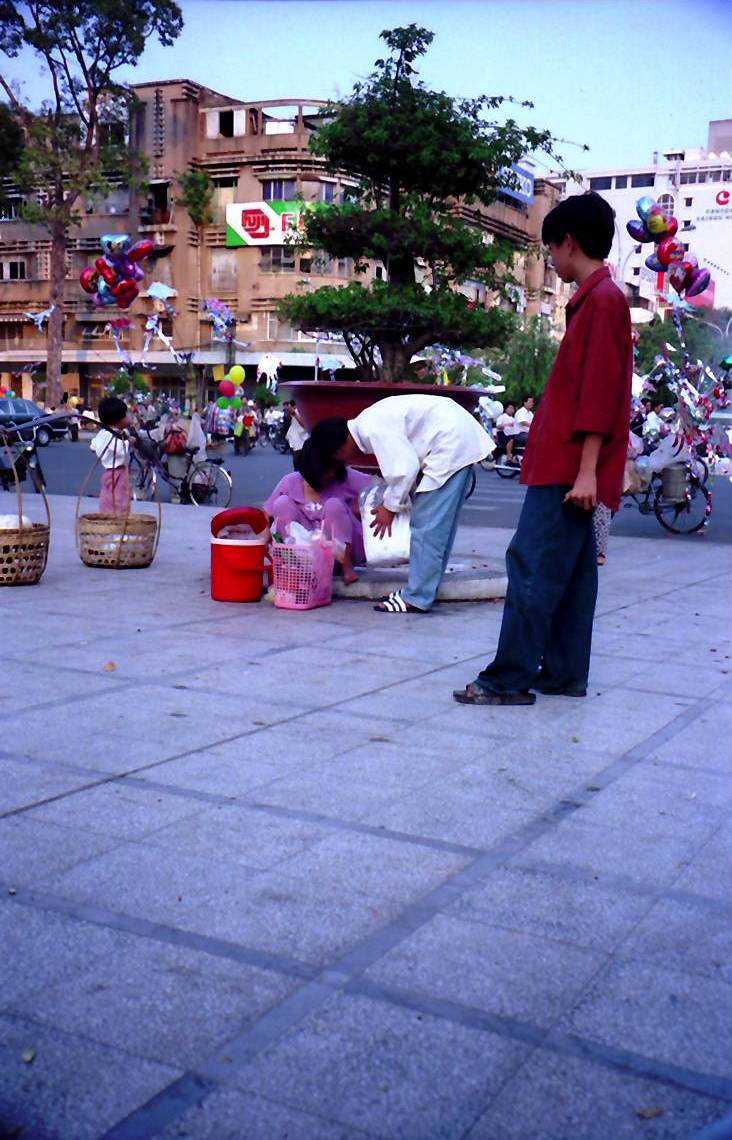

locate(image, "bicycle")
[[622, 459, 711, 534], [0, 410, 71, 493], [129, 426, 232, 507]]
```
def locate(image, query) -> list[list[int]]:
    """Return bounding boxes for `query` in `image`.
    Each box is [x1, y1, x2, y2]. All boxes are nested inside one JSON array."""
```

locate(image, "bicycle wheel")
[[257, 431, 269, 447], [187, 461, 232, 507], [653, 476, 711, 534], [495, 455, 520, 479], [129, 454, 157, 501]]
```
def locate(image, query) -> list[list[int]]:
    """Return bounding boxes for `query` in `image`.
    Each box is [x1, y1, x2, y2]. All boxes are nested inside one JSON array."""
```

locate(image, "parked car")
[[0, 398, 69, 445]]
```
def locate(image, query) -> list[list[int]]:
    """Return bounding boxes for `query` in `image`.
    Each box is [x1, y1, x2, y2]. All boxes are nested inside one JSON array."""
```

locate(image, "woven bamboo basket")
[[0, 430, 51, 586], [76, 428, 161, 569], [77, 511, 158, 568]]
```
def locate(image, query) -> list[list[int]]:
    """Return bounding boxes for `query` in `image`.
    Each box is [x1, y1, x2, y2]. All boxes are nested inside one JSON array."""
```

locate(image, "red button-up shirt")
[[521, 266, 632, 509]]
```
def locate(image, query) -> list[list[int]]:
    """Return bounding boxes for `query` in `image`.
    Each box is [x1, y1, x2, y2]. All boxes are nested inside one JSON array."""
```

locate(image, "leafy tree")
[[280, 24, 566, 382], [496, 315, 558, 403], [635, 309, 732, 375], [175, 169, 213, 403], [0, 99, 23, 179], [0, 1, 183, 405]]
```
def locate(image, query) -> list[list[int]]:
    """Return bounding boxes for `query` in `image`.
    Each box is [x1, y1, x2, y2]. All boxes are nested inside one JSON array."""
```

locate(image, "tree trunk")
[[378, 340, 411, 383], [46, 218, 67, 407]]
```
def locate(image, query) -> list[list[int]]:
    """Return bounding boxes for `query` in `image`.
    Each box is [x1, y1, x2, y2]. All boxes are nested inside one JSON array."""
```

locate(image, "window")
[[321, 181, 337, 202], [697, 171, 707, 184], [614, 175, 628, 189], [680, 172, 697, 185], [98, 121, 126, 147], [262, 179, 296, 201], [684, 197, 693, 207], [141, 182, 170, 225], [657, 193, 675, 216], [708, 168, 722, 182], [0, 195, 23, 221], [248, 108, 259, 135], [682, 220, 692, 230], [210, 248, 237, 291], [631, 173, 655, 188], [634, 245, 641, 254], [259, 247, 295, 273], [212, 177, 237, 222], [375, 265, 384, 280], [0, 260, 26, 280], [0, 323, 23, 345], [218, 110, 234, 138], [723, 169, 732, 182], [632, 267, 640, 276], [265, 313, 293, 340], [682, 242, 690, 251], [589, 176, 612, 191]]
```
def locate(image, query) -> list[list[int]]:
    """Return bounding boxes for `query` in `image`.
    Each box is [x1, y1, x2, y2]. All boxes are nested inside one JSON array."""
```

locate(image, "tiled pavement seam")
[[3, 686, 728, 1139]]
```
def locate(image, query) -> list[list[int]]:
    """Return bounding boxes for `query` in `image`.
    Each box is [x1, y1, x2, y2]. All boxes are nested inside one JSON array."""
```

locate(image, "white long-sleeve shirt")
[[90, 429, 128, 469], [348, 394, 494, 512]]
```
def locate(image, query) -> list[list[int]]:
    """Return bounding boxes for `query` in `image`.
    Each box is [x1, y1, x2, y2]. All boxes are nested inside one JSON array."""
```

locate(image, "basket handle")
[[0, 427, 51, 535]]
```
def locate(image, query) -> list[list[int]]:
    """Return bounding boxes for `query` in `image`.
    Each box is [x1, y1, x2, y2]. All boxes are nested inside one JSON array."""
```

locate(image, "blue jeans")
[[404, 465, 474, 611], [475, 485, 598, 693]]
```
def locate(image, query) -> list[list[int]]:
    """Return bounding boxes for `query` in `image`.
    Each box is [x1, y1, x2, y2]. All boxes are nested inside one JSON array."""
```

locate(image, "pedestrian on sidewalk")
[[309, 394, 493, 612], [454, 192, 632, 706], [91, 396, 131, 514]]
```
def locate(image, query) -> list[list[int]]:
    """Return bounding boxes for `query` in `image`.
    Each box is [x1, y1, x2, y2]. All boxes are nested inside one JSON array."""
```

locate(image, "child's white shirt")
[[91, 429, 128, 469]]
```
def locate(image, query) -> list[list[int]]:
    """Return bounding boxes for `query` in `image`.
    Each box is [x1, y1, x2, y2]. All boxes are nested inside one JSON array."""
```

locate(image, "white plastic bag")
[[360, 482, 411, 566]]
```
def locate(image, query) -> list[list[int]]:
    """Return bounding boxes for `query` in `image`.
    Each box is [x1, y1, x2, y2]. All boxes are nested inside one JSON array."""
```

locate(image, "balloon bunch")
[[79, 233, 154, 309], [204, 298, 250, 350], [0, 385, 17, 398], [626, 197, 711, 298], [216, 365, 245, 410]]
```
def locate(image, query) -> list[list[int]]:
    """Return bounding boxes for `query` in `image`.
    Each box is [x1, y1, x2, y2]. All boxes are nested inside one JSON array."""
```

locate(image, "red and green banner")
[[226, 200, 318, 246]]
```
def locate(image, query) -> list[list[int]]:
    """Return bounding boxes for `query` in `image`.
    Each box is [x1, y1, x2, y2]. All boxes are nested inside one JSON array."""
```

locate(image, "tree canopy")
[[280, 24, 565, 382]]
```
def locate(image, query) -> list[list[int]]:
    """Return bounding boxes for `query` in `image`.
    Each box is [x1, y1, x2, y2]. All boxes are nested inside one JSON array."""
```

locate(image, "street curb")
[[332, 560, 507, 601]]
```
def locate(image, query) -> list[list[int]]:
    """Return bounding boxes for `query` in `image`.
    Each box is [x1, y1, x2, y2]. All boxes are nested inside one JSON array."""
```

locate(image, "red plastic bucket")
[[210, 506, 270, 603]]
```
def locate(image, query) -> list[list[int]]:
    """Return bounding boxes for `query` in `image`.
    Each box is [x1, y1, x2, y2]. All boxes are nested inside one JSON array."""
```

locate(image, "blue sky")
[[3, 0, 730, 171]]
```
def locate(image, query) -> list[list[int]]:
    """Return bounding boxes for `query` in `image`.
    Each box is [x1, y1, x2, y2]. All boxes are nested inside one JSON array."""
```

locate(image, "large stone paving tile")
[[39, 842, 256, 924], [142, 801, 333, 871], [24, 779, 209, 840], [616, 895, 732, 982], [0, 902, 128, 1007], [0, 755, 95, 814], [0, 813, 122, 884], [230, 991, 529, 1138], [361, 784, 534, 849], [365, 912, 608, 1026], [560, 959, 732, 1080], [14, 934, 298, 1071], [465, 1050, 728, 1140], [448, 863, 652, 953], [0, 1011, 180, 1140], [158, 1085, 377, 1139]]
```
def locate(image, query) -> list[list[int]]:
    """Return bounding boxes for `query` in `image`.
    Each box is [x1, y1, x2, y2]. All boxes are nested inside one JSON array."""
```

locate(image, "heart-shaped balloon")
[[669, 262, 692, 293], [112, 279, 140, 308], [645, 205, 667, 235], [636, 196, 656, 221], [665, 216, 679, 238], [645, 252, 665, 273], [627, 219, 654, 243], [95, 257, 118, 286], [79, 266, 99, 294], [686, 268, 711, 298], [128, 239, 155, 263], [100, 233, 131, 257], [94, 281, 117, 306], [656, 237, 685, 266]]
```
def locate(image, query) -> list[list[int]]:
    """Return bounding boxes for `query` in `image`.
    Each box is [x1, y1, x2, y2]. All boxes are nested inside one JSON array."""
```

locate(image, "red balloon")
[[112, 279, 140, 308], [656, 237, 684, 267], [218, 379, 236, 398], [665, 217, 679, 238], [80, 266, 100, 294], [128, 239, 155, 263], [95, 257, 118, 286]]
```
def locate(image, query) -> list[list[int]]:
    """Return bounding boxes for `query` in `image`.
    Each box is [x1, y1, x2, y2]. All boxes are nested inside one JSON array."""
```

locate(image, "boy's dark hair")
[[98, 396, 128, 427], [309, 416, 350, 459], [541, 192, 615, 259], [294, 438, 345, 491], [522, 394, 533, 405]]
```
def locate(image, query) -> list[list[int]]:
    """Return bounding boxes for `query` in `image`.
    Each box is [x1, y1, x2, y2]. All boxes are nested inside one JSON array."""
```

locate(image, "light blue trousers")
[[403, 465, 474, 611]]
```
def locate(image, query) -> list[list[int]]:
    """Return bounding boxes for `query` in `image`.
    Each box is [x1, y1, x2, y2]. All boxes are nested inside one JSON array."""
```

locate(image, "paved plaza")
[[1, 492, 730, 1139]]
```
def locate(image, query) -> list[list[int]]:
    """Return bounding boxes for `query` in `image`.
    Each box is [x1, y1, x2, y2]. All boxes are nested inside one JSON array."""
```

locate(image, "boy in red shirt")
[[454, 192, 632, 706]]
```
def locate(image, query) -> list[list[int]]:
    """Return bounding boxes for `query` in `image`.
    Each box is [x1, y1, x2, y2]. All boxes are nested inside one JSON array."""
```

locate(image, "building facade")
[[560, 120, 732, 316], [0, 79, 566, 405]]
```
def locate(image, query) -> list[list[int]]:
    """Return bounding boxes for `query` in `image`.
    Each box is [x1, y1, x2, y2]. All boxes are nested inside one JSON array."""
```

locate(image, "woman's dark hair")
[[294, 437, 345, 491], [98, 396, 128, 427], [541, 192, 615, 259], [309, 416, 349, 459]]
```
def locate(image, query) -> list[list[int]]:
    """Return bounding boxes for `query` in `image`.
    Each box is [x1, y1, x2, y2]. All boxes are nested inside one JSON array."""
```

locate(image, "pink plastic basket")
[[271, 523, 336, 610]]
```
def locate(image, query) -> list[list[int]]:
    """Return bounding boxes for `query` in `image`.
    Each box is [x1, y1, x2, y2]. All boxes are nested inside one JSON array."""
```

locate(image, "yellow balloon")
[[69, 395, 79, 406], [229, 364, 245, 385]]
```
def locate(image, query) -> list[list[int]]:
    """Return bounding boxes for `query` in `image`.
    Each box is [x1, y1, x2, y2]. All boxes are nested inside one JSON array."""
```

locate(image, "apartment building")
[[558, 119, 732, 316], [0, 79, 566, 404]]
